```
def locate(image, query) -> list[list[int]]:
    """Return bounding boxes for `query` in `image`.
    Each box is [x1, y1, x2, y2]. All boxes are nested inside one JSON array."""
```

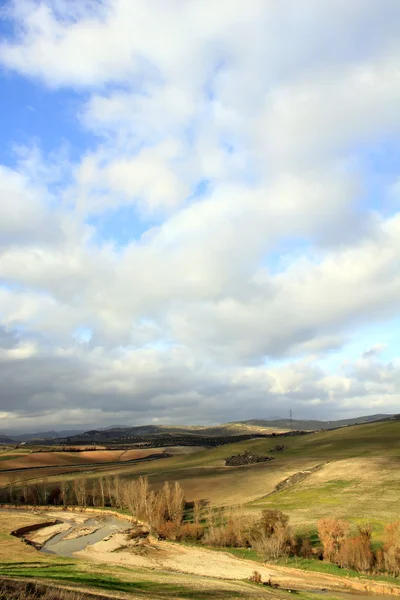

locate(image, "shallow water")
[[41, 515, 129, 556]]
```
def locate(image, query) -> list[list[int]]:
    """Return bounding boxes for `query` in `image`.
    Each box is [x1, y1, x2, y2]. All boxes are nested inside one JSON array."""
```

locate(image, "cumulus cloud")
[[0, 0, 400, 430]]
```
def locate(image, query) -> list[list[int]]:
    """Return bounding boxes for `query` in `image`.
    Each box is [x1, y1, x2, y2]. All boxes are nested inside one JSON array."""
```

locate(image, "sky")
[[0, 0, 400, 433]]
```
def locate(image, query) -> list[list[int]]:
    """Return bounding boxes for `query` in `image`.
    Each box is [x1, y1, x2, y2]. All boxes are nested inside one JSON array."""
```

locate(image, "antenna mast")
[[289, 409, 293, 432]]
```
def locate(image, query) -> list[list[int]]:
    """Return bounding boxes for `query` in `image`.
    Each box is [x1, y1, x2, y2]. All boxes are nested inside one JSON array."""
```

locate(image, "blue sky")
[[0, 0, 400, 432]]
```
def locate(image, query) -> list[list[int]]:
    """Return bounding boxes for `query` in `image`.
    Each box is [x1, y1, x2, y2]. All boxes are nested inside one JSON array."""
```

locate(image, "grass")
[[276, 557, 400, 586], [252, 480, 354, 511], [0, 579, 110, 600], [0, 563, 245, 599]]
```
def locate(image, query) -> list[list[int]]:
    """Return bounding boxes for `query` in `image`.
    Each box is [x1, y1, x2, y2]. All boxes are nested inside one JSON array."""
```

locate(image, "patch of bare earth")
[[26, 522, 71, 545], [63, 525, 100, 541]]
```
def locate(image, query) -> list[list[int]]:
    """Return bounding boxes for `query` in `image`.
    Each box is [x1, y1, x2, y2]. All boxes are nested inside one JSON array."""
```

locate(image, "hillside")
[[12, 429, 85, 442], [50, 423, 291, 446], [0, 434, 16, 444], [236, 413, 394, 431]]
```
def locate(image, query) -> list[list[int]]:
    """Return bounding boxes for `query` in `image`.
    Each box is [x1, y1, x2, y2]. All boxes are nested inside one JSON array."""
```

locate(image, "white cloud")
[[0, 0, 400, 427]]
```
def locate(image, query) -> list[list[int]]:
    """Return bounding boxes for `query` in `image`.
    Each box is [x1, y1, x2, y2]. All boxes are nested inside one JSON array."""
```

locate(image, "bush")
[[338, 533, 373, 572], [299, 536, 314, 559], [202, 526, 229, 547], [176, 523, 204, 541], [248, 509, 293, 560], [157, 520, 178, 541], [317, 518, 350, 563], [256, 509, 289, 537], [250, 525, 293, 560], [383, 521, 400, 576], [249, 571, 262, 584]]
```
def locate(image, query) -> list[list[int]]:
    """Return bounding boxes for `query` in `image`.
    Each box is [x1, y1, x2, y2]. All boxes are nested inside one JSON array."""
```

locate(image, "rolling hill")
[[0, 434, 16, 444], [235, 413, 394, 430]]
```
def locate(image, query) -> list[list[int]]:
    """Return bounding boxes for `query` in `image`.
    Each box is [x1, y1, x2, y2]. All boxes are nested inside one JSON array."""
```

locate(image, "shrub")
[[249, 571, 262, 584], [176, 523, 204, 541], [383, 521, 400, 576], [202, 525, 229, 547], [157, 520, 178, 541], [257, 509, 289, 537], [338, 533, 373, 572], [249, 509, 293, 560], [250, 525, 293, 560], [299, 536, 313, 559], [317, 518, 350, 563], [375, 547, 385, 572]]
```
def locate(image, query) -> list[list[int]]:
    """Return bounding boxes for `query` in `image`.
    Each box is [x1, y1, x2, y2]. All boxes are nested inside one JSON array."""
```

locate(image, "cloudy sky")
[[0, 0, 400, 432]]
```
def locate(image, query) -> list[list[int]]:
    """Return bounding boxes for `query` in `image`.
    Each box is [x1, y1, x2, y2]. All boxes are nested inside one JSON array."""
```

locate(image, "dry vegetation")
[[0, 580, 111, 600]]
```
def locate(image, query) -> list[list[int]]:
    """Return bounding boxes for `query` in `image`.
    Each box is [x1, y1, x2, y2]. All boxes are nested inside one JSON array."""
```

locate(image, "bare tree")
[[105, 476, 114, 507], [171, 481, 185, 527], [98, 477, 105, 507], [60, 480, 69, 507], [138, 476, 149, 519], [22, 484, 29, 505], [193, 499, 202, 524], [121, 479, 137, 516], [162, 481, 172, 521], [72, 478, 87, 508], [113, 475, 121, 508], [7, 475, 16, 504]]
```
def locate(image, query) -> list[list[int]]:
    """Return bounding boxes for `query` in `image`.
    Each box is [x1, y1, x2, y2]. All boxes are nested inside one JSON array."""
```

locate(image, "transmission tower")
[[289, 409, 293, 432]]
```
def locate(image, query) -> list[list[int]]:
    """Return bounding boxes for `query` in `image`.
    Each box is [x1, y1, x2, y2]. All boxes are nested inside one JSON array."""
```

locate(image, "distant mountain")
[[237, 413, 395, 431], [0, 434, 16, 444], [12, 430, 86, 442], [41, 422, 287, 445]]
